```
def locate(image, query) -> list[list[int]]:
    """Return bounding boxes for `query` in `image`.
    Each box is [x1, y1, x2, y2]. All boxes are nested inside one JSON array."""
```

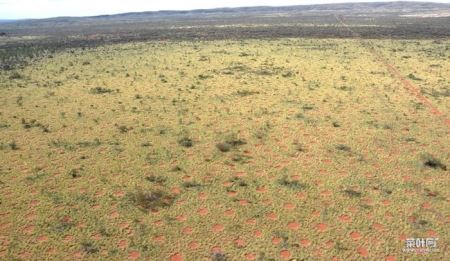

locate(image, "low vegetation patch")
[[132, 189, 176, 211]]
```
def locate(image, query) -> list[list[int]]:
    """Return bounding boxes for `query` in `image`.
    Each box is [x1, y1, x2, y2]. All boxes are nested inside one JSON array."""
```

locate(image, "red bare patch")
[[212, 224, 224, 233], [300, 239, 311, 247], [287, 174, 298, 181], [246, 218, 257, 225], [188, 241, 200, 250], [227, 191, 238, 196], [224, 209, 235, 217], [427, 230, 438, 237], [37, 235, 48, 243], [197, 207, 209, 216], [23, 225, 35, 234], [182, 175, 192, 181], [312, 210, 320, 217], [63, 235, 73, 243], [198, 192, 208, 200], [357, 247, 368, 257], [128, 250, 140, 260], [211, 246, 222, 253], [256, 186, 267, 193], [223, 181, 233, 187], [91, 233, 102, 240], [422, 202, 432, 209], [280, 249, 291, 260], [245, 252, 257, 260], [350, 231, 362, 241], [171, 187, 181, 195], [25, 212, 37, 221], [73, 251, 83, 259], [235, 172, 247, 178], [182, 227, 193, 235], [113, 190, 125, 197], [287, 221, 300, 230], [385, 256, 396, 261], [118, 240, 128, 250], [266, 212, 278, 221], [109, 211, 119, 219], [315, 223, 327, 232], [234, 238, 246, 247], [272, 237, 282, 245], [153, 235, 165, 243], [176, 215, 187, 222], [372, 223, 384, 230], [320, 190, 332, 197], [169, 252, 183, 261], [338, 215, 351, 223], [325, 240, 334, 248], [239, 199, 249, 206], [283, 203, 295, 210]]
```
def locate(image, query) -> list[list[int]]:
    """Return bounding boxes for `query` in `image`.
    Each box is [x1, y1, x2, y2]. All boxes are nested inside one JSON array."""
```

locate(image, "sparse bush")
[[132, 189, 175, 211], [281, 71, 294, 77], [89, 87, 113, 94], [335, 144, 351, 152], [211, 251, 228, 261], [9, 141, 18, 150], [9, 71, 23, 80], [216, 134, 246, 152], [117, 125, 131, 133], [182, 181, 203, 188], [21, 118, 50, 132], [81, 242, 98, 254], [68, 168, 81, 178], [145, 175, 167, 184], [278, 176, 306, 190], [422, 153, 446, 171], [178, 137, 193, 148], [408, 73, 422, 81], [216, 143, 232, 152], [343, 189, 362, 197], [236, 90, 259, 97]]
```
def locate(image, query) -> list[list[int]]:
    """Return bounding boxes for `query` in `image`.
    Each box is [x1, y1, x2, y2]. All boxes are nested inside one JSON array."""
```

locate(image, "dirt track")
[[336, 15, 450, 130]]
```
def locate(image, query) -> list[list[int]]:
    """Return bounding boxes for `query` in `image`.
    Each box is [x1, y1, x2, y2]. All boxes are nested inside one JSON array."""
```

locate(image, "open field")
[[0, 37, 449, 260]]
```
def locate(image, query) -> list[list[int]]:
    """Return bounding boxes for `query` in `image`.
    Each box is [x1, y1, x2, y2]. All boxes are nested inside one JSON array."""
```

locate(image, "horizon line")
[[1, 0, 449, 21]]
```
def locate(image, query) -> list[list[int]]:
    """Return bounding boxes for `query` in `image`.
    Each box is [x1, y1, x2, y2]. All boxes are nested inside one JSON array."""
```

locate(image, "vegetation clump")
[[9, 71, 23, 79], [216, 134, 246, 152], [132, 189, 176, 211], [178, 137, 193, 148], [278, 175, 306, 190], [89, 87, 114, 94], [422, 153, 447, 170]]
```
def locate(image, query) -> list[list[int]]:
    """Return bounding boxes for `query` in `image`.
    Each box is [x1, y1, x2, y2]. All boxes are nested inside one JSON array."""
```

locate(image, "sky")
[[0, 0, 449, 19]]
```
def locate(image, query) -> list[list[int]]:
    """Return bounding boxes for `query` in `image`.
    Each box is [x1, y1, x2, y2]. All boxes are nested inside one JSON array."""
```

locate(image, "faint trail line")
[[335, 15, 450, 129]]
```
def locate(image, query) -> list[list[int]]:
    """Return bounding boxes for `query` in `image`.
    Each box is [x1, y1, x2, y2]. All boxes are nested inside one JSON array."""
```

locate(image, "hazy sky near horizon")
[[0, 0, 449, 19]]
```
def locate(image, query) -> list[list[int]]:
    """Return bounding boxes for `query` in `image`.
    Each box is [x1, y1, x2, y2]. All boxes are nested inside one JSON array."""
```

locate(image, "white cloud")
[[1, 0, 449, 19]]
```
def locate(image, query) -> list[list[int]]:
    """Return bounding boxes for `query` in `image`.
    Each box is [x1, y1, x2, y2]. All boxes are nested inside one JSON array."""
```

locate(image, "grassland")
[[0, 37, 448, 260]]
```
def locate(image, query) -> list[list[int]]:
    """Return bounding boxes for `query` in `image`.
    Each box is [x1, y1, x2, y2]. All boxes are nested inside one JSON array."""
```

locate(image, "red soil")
[[128, 250, 140, 260], [280, 249, 291, 260], [169, 252, 183, 261], [212, 224, 224, 233]]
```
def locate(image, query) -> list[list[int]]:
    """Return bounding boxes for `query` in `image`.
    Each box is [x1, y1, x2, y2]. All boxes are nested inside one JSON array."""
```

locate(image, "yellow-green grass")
[[0, 39, 448, 260]]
